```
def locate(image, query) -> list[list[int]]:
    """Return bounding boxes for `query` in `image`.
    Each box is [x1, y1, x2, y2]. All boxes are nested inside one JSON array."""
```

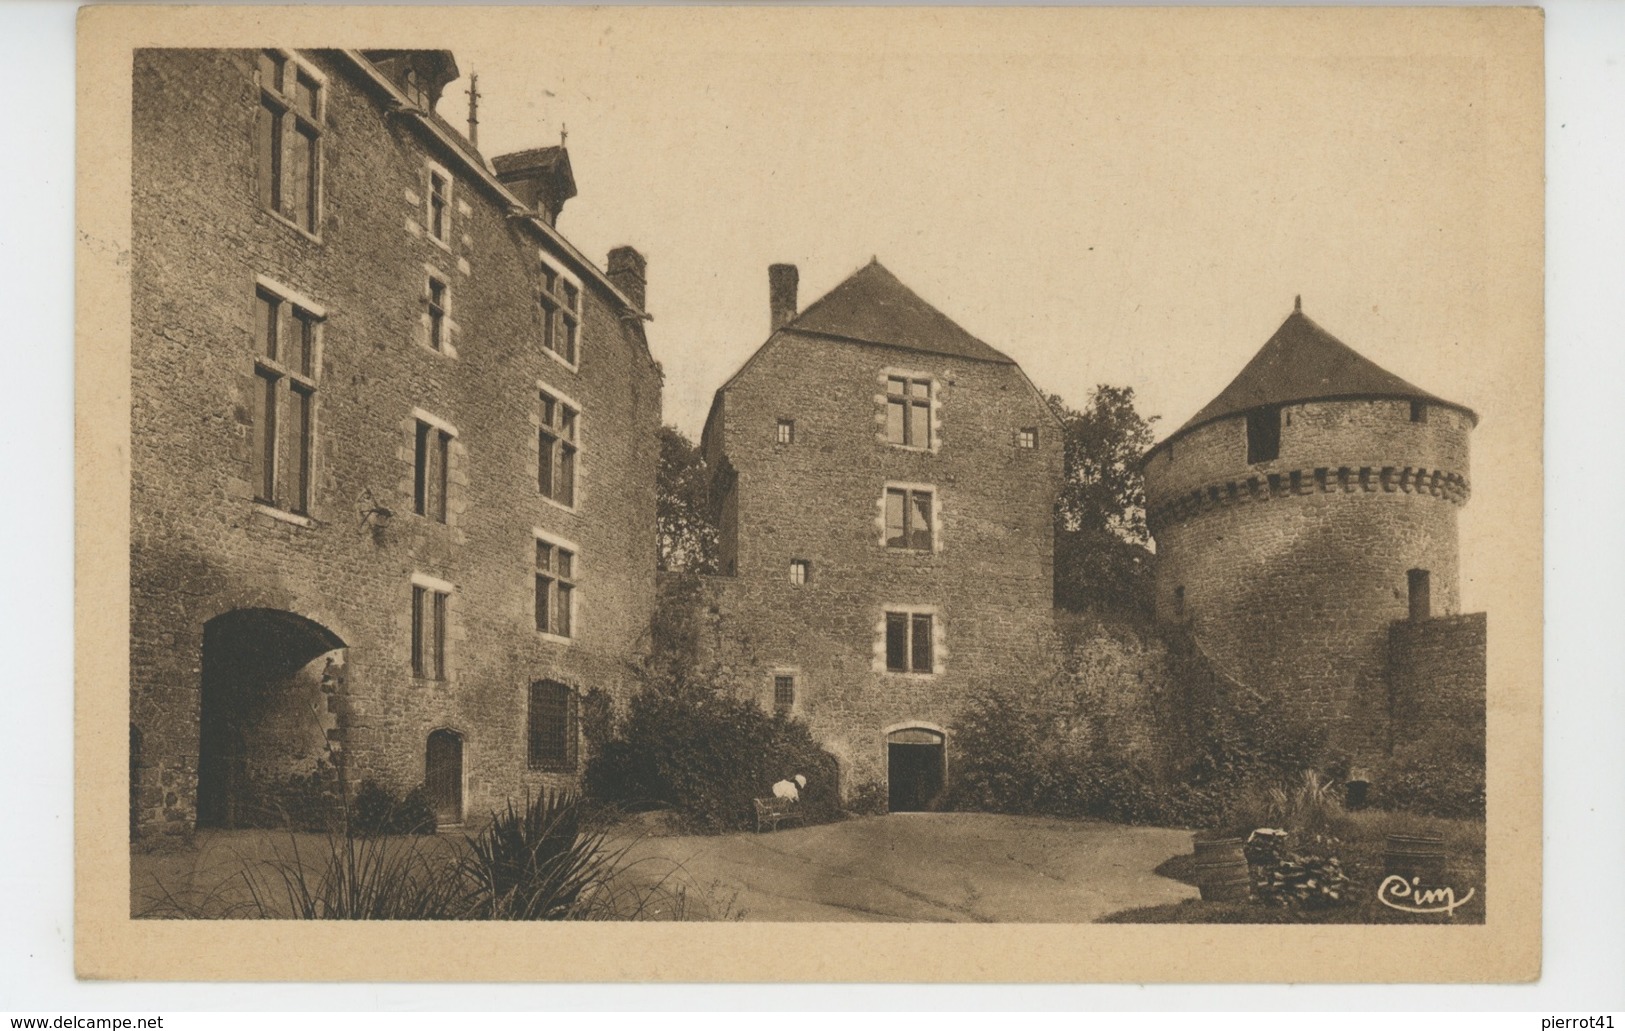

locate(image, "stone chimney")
[[607, 246, 647, 311], [769, 264, 799, 333]]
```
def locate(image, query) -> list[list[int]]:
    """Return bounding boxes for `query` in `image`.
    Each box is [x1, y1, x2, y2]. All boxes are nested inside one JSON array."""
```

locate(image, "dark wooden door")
[[425, 729, 463, 826], [888, 729, 945, 812]]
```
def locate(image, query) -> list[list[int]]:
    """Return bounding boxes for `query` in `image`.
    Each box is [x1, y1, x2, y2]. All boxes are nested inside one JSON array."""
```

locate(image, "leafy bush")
[[585, 680, 841, 833], [1367, 742, 1485, 820], [845, 780, 889, 816], [351, 779, 437, 837], [947, 676, 1227, 827]]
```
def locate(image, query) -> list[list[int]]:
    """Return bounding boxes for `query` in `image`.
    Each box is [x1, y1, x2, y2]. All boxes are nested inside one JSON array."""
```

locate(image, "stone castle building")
[[1141, 300, 1486, 760], [696, 261, 1064, 809], [130, 48, 662, 836]]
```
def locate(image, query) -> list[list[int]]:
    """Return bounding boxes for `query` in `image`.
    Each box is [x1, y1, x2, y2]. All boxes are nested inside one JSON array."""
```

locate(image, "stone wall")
[[1143, 399, 1473, 758], [1389, 612, 1487, 754], [130, 49, 661, 835], [698, 329, 1064, 793]]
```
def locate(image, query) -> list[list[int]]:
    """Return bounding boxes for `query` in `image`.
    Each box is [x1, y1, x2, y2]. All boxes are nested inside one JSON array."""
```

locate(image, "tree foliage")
[[1048, 385, 1159, 616], [656, 425, 718, 573]]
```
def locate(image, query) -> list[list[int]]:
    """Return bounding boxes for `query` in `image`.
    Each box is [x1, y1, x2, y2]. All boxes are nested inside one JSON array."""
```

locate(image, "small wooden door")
[[887, 727, 946, 812], [425, 729, 463, 826]]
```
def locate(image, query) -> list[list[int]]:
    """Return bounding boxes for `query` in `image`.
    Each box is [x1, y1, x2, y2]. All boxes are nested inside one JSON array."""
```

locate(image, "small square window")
[[777, 418, 795, 445], [789, 559, 810, 585], [1017, 427, 1037, 449]]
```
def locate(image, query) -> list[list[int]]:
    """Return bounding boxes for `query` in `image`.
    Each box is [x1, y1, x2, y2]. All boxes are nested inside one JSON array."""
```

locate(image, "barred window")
[[528, 680, 579, 770]]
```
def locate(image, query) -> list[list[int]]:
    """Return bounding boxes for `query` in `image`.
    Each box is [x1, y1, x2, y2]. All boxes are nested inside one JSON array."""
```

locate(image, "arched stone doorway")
[[887, 725, 946, 812], [197, 608, 346, 828], [425, 729, 464, 827]]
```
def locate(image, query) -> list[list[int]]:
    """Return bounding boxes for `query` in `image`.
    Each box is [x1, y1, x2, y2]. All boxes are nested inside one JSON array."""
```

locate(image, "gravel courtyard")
[[132, 812, 1196, 922], [612, 812, 1197, 922]]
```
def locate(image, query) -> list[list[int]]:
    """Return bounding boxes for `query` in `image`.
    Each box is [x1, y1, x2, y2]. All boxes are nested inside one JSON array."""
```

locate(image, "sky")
[[422, 8, 1539, 613]]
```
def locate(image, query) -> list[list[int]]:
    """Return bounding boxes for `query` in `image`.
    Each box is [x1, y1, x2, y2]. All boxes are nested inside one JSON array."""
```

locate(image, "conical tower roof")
[[782, 259, 1015, 365], [1151, 301, 1475, 458]]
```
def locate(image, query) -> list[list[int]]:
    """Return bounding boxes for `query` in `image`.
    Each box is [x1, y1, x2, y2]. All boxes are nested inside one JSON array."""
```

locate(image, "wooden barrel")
[[1194, 837, 1250, 902], [1384, 833, 1447, 884]]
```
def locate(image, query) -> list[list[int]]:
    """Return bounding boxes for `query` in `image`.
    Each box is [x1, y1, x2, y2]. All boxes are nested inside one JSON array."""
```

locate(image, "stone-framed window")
[[777, 418, 795, 445], [538, 253, 582, 368], [883, 484, 935, 551], [534, 529, 579, 641], [1016, 427, 1038, 449], [884, 374, 933, 448], [255, 49, 323, 235], [251, 277, 323, 517], [411, 410, 457, 523], [410, 573, 453, 681], [537, 384, 580, 509], [789, 559, 811, 585], [425, 271, 451, 353], [527, 679, 579, 771], [426, 162, 452, 246], [884, 610, 936, 674], [772, 673, 797, 715]]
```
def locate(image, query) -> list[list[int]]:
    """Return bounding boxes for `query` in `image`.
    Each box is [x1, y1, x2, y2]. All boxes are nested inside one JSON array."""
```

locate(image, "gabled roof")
[[1148, 302, 1476, 458], [491, 145, 578, 204], [782, 259, 1015, 365]]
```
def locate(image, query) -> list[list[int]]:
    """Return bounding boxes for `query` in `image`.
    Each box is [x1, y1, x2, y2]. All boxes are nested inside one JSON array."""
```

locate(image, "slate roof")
[[1151, 303, 1475, 457], [782, 259, 1015, 365]]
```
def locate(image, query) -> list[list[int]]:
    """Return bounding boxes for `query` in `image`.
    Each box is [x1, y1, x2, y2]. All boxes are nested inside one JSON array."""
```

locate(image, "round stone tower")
[[1142, 300, 1475, 757]]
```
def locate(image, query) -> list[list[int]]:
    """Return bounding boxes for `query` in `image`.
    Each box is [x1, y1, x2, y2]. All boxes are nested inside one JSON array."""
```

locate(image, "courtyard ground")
[[609, 812, 1197, 922], [132, 812, 1197, 922]]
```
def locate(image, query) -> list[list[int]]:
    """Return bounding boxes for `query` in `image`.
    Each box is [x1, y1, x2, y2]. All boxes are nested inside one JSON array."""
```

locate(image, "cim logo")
[[1376, 874, 1476, 916]]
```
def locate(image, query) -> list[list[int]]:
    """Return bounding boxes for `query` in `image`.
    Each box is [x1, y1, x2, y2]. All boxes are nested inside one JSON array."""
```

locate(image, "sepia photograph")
[[75, 5, 1544, 982]]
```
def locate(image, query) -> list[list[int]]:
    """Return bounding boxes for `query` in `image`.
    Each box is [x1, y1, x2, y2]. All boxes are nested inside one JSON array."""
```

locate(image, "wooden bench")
[[754, 796, 804, 833]]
